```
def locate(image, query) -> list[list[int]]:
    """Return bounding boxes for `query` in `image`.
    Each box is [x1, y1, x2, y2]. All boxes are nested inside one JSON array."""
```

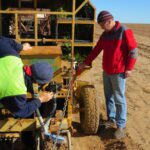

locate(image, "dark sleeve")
[[7, 38, 23, 52], [83, 36, 103, 65], [1, 95, 41, 118]]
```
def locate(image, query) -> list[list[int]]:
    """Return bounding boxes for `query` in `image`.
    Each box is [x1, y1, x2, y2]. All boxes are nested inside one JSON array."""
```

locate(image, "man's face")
[[99, 20, 111, 31]]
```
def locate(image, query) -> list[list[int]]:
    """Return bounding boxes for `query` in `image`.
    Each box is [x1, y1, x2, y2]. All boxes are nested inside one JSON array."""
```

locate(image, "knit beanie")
[[31, 62, 53, 84], [97, 11, 114, 23]]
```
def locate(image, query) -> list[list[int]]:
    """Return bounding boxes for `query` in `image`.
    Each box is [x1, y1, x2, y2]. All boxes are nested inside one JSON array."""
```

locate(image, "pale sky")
[[90, 0, 150, 24]]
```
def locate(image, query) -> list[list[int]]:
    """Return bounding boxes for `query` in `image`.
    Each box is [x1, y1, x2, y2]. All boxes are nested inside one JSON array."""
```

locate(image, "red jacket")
[[84, 21, 138, 74]]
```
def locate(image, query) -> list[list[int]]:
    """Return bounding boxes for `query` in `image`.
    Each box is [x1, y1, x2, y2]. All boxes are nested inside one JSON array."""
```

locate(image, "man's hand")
[[76, 63, 86, 76], [39, 91, 54, 103], [22, 43, 32, 51], [125, 70, 132, 78], [78, 63, 86, 71]]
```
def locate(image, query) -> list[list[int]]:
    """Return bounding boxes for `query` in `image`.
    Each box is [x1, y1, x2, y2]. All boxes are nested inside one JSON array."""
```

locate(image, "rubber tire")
[[79, 85, 100, 134]]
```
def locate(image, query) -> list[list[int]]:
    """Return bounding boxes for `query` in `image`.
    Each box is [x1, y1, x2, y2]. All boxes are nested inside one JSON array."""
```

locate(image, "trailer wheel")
[[79, 85, 100, 134]]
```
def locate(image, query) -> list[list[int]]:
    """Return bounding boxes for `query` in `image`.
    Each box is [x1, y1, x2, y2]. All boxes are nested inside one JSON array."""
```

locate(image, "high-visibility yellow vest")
[[0, 56, 27, 100]]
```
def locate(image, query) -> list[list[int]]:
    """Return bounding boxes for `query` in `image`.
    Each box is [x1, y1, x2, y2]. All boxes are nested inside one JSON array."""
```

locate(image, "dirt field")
[[71, 23, 150, 150]]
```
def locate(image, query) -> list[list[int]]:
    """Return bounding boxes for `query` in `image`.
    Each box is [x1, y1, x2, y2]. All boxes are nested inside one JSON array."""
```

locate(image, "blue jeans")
[[103, 71, 127, 128]]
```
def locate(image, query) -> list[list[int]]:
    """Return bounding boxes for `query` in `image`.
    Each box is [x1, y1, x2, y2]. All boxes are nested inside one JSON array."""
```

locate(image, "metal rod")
[[36, 109, 47, 133], [75, 0, 89, 14], [0, 0, 2, 35], [34, 0, 37, 9], [17, 38, 72, 42], [93, 1, 96, 44], [34, 13, 38, 46], [70, 0, 76, 117], [0, 10, 73, 15], [60, 130, 72, 150], [15, 14, 19, 41]]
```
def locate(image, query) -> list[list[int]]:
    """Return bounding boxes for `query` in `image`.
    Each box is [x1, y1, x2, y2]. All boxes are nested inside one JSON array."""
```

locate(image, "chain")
[[52, 70, 72, 150]]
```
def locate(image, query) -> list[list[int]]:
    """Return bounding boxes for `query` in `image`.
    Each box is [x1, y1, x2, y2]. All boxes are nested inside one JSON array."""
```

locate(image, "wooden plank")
[[0, 118, 36, 132], [0, 133, 20, 138], [20, 46, 62, 56]]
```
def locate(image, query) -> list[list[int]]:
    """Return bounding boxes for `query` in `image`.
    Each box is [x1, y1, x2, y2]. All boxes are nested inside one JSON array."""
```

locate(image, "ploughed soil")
[[1, 24, 149, 150], [71, 23, 150, 150]]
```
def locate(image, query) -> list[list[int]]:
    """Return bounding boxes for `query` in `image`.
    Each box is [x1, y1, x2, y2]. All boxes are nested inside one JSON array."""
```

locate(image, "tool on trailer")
[[52, 60, 75, 150], [0, 1, 98, 150], [36, 108, 66, 143], [33, 82, 68, 148]]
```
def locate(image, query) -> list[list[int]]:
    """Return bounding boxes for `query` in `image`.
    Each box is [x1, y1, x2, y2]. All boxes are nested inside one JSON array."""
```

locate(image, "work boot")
[[101, 119, 116, 128], [114, 128, 126, 139]]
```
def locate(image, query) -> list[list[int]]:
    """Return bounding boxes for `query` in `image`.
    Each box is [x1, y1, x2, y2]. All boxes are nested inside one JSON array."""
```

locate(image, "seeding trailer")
[[0, 0, 100, 149]]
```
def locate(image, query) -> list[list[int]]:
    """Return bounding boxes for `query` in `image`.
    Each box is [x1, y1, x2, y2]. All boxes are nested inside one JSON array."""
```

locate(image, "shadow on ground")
[[72, 121, 128, 150], [98, 125, 127, 150]]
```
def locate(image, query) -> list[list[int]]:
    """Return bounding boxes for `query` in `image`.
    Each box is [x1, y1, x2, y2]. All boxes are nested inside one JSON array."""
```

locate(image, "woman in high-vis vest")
[[0, 36, 54, 117]]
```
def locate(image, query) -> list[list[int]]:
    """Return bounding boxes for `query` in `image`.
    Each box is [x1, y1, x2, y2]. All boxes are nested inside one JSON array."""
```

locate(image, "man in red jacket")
[[78, 11, 138, 139]]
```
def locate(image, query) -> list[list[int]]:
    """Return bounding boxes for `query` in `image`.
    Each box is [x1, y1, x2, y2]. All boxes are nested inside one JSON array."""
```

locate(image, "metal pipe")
[[36, 109, 47, 133], [60, 130, 72, 150], [0, 10, 73, 15]]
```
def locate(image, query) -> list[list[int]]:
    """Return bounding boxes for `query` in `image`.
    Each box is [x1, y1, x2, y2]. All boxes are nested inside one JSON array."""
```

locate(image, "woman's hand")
[[22, 43, 32, 51]]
